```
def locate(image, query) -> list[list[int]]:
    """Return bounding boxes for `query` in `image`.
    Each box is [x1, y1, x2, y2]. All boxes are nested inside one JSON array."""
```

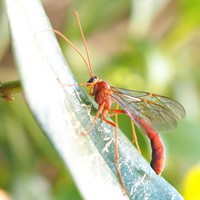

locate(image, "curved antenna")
[[74, 11, 94, 77], [50, 29, 91, 73]]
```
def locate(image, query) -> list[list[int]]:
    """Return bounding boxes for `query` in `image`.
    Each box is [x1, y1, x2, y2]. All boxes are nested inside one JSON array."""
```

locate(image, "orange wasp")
[[52, 12, 186, 193]]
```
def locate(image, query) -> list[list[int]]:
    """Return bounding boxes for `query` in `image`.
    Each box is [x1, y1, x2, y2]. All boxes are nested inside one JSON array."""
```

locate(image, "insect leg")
[[113, 104, 127, 194], [101, 105, 127, 194], [107, 109, 141, 154], [83, 103, 127, 192], [82, 102, 105, 136], [130, 120, 141, 154], [107, 109, 126, 116]]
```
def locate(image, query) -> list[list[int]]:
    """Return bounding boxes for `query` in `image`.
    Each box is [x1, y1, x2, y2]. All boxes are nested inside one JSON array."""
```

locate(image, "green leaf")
[[5, 0, 184, 199]]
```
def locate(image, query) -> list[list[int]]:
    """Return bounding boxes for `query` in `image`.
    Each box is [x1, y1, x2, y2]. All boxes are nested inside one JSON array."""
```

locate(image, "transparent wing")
[[110, 87, 186, 132]]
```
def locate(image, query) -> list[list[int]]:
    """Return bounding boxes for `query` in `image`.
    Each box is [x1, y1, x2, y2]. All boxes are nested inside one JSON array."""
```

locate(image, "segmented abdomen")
[[148, 130, 165, 175], [136, 116, 165, 175]]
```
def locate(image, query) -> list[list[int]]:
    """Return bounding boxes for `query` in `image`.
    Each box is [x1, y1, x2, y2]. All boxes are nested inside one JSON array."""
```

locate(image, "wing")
[[110, 87, 186, 133]]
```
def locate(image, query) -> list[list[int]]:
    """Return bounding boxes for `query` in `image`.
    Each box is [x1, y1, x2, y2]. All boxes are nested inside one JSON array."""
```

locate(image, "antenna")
[[46, 12, 94, 77], [50, 29, 90, 71], [74, 11, 94, 77]]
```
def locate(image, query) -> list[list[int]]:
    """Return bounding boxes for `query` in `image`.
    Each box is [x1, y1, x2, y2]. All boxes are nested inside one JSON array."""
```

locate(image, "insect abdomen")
[[131, 115, 165, 175], [149, 131, 165, 175]]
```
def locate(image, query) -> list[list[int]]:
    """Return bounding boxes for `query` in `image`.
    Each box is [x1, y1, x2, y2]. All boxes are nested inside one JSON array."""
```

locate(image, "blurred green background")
[[1, 0, 200, 199]]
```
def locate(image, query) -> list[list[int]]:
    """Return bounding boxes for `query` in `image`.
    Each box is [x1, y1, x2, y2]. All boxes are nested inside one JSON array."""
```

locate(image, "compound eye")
[[87, 76, 97, 83]]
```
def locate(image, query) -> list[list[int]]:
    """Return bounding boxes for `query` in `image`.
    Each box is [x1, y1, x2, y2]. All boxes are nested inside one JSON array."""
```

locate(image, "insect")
[[51, 12, 186, 194]]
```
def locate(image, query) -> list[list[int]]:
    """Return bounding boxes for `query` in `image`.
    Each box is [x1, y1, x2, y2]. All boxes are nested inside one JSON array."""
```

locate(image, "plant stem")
[[0, 80, 21, 101]]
